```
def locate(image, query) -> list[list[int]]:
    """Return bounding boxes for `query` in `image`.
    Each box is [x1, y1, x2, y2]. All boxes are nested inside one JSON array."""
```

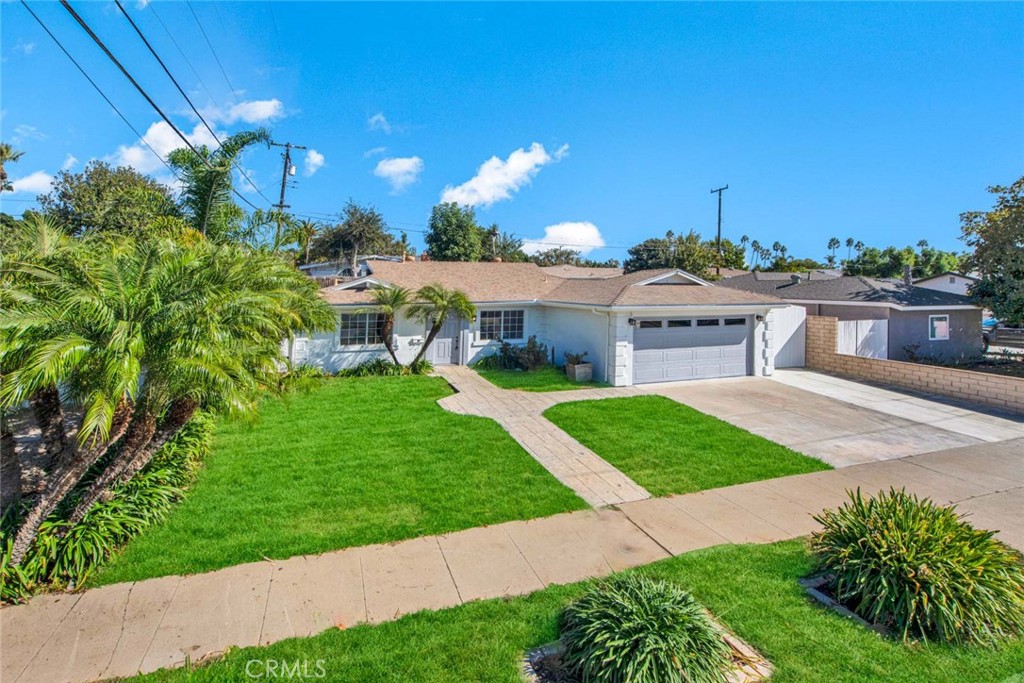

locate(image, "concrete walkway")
[[3, 438, 1022, 683], [435, 366, 650, 506]]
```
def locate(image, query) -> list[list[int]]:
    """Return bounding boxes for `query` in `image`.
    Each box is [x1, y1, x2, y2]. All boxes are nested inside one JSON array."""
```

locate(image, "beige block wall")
[[805, 315, 1024, 416]]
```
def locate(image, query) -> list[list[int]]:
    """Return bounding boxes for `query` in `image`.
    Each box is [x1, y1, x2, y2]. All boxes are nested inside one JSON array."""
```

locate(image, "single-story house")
[[291, 261, 793, 386], [298, 255, 404, 280], [720, 271, 983, 361], [913, 271, 979, 297]]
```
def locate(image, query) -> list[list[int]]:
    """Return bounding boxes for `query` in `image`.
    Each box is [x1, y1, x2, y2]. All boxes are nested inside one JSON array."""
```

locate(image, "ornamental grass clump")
[[812, 487, 1024, 646], [559, 574, 732, 683]]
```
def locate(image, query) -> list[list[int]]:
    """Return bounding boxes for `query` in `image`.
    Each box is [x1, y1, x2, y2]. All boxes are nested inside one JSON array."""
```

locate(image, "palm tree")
[[290, 219, 321, 263], [1, 232, 335, 560], [739, 235, 750, 266], [845, 237, 854, 261], [855, 240, 865, 254], [0, 142, 25, 192], [168, 129, 271, 239], [827, 237, 841, 263], [361, 285, 411, 365], [750, 240, 761, 268], [408, 284, 476, 366], [772, 241, 783, 257]]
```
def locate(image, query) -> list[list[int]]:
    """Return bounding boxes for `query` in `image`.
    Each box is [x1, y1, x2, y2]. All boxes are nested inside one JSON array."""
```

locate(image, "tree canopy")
[[37, 160, 179, 236], [424, 203, 483, 261], [624, 230, 718, 275], [961, 176, 1024, 322], [307, 200, 406, 264]]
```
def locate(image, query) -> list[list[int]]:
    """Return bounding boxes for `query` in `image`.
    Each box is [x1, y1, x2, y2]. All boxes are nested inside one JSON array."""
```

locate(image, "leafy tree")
[[531, 247, 585, 266], [0, 229, 334, 563], [763, 256, 825, 272], [338, 200, 389, 270], [482, 225, 528, 262], [709, 237, 746, 269], [624, 230, 717, 275], [362, 285, 411, 364], [408, 285, 476, 365], [37, 160, 178, 236], [168, 128, 271, 241], [0, 142, 25, 193], [424, 203, 483, 261], [961, 177, 1024, 322]]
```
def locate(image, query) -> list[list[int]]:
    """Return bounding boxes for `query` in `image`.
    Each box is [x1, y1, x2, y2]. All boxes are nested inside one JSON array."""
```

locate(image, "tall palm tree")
[[739, 235, 750, 266], [290, 219, 321, 263], [1, 233, 335, 560], [750, 240, 762, 268], [361, 285, 411, 365], [0, 142, 24, 193], [408, 284, 475, 366], [845, 237, 854, 261], [168, 129, 271, 239], [827, 237, 841, 262]]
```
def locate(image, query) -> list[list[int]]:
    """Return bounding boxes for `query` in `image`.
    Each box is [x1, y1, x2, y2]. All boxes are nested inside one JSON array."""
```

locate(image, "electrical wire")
[[114, 0, 273, 205], [186, 0, 240, 104], [146, 0, 219, 106], [19, 0, 183, 181]]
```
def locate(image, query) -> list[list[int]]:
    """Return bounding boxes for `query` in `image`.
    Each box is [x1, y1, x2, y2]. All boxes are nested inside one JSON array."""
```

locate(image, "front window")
[[339, 313, 385, 346], [928, 315, 950, 341], [479, 310, 525, 340], [638, 320, 663, 329]]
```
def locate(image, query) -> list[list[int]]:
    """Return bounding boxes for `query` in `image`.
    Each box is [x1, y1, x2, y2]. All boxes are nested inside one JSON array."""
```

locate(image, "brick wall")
[[805, 316, 1024, 416]]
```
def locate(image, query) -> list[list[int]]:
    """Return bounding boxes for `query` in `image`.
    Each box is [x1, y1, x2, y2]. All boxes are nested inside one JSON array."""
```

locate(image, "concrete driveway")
[[639, 370, 1024, 468]]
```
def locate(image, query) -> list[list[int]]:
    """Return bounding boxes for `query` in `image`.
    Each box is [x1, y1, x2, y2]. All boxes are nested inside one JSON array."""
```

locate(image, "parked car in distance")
[[983, 322, 1024, 351]]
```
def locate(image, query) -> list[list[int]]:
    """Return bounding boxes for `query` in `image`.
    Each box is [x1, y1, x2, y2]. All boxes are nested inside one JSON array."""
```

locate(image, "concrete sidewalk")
[[3, 438, 1022, 683]]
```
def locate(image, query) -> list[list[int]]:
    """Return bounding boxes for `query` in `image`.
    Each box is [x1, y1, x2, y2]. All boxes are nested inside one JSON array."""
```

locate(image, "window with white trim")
[[339, 313, 385, 346], [479, 310, 525, 340], [928, 315, 950, 341]]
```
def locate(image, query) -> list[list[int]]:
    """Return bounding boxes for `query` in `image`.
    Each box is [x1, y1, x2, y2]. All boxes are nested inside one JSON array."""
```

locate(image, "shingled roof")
[[319, 261, 784, 308], [719, 272, 977, 308]]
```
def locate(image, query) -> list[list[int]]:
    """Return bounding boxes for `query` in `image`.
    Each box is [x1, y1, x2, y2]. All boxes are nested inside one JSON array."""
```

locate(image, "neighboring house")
[[913, 271, 979, 297], [721, 272, 983, 361], [539, 264, 623, 279], [292, 261, 793, 386], [298, 255, 404, 279]]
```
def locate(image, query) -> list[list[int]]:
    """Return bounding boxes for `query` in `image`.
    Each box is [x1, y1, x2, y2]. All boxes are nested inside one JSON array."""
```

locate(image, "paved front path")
[[3, 438, 1022, 683], [435, 366, 650, 506]]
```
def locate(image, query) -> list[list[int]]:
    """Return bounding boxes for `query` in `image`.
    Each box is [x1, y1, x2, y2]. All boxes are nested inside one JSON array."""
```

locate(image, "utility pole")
[[710, 184, 729, 276], [270, 141, 307, 248]]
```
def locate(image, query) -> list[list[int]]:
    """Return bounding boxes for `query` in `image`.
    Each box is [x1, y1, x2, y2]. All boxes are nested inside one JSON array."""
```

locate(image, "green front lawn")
[[544, 396, 829, 496], [476, 366, 609, 392], [124, 540, 1024, 683], [93, 376, 585, 585]]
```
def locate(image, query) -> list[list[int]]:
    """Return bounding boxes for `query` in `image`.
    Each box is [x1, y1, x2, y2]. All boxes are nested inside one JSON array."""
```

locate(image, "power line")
[[146, 0, 218, 107], [19, 0, 182, 181], [114, 0, 273, 206], [59, 1, 263, 212], [186, 0, 240, 104]]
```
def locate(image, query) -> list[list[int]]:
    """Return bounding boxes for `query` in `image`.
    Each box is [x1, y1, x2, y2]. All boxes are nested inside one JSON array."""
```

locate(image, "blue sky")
[[2, 1, 1022, 263]]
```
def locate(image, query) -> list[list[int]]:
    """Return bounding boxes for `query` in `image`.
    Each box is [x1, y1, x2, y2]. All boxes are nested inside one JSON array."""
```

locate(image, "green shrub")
[[475, 335, 549, 371], [559, 574, 732, 683], [336, 358, 433, 377], [0, 412, 214, 600], [812, 488, 1024, 645]]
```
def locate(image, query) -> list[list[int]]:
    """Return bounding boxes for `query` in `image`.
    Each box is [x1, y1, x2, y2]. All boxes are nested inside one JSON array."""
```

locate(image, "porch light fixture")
[[628, 317, 637, 326], [755, 314, 765, 322]]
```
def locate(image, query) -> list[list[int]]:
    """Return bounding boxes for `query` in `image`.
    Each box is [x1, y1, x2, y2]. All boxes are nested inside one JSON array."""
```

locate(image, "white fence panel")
[[837, 319, 888, 359], [772, 306, 806, 368]]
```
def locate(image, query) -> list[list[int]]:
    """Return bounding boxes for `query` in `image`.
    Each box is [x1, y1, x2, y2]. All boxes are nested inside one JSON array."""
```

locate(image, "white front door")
[[427, 316, 461, 365]]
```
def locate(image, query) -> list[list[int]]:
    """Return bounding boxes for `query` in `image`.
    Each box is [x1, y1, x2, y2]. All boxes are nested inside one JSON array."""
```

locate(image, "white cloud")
[[373, 156, 423, 193], [10, 170, 54, 195], [135, 0, 151, 9], [14, 40, 35, 56], [522, 221, 605, 255], [367, 112, 392, 134], [111, 120, 221, 174], [11, 124, 45, 144], [304, 149, 325, 177], [441, 142, 568, 208], [61, 154, 78, 171], [203, 98, 284, 124], [363, 146, 387, 158], [235, 167, 260, 194]]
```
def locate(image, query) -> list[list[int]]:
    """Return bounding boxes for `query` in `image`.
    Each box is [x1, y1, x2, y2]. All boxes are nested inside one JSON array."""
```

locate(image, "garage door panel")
[[633, 316, 750, 384]]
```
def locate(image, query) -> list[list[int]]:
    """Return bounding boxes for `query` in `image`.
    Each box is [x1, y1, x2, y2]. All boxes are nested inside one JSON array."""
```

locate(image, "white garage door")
[[633, 316, 750, 384]]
